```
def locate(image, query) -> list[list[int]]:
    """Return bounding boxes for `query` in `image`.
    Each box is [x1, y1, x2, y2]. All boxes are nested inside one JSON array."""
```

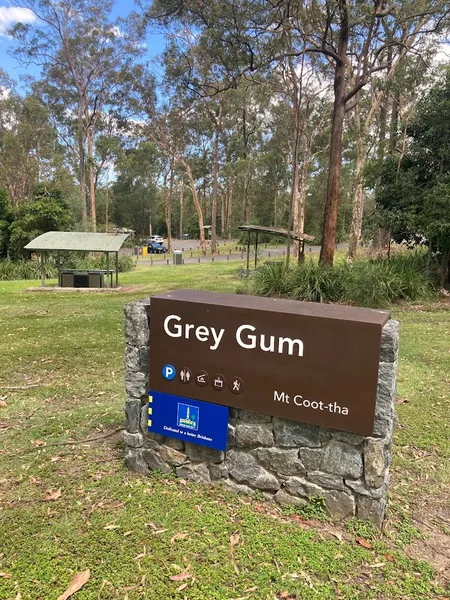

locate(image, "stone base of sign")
[[123, 299, 398, 527]]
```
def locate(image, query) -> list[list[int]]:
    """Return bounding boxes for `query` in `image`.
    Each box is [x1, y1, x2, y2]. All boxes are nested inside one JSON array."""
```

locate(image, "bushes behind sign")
[[253, 251, 436, 308]]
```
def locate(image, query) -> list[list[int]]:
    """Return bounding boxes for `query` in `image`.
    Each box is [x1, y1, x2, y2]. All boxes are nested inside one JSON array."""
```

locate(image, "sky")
[[0, 0, 167, 88]]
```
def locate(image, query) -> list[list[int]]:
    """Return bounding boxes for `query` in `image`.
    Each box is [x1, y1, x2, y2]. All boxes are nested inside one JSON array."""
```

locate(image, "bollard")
[[191, 251, 193, 258], [268, 252, 271, 258], [212, 256, 215, 263], [182, 259, 185, 265], [198, 257, 200, 263], [309, 247, 312, 252], [167, 259, 169, 266], [241, 254, 243, 260], [227, 254, 229, 261]]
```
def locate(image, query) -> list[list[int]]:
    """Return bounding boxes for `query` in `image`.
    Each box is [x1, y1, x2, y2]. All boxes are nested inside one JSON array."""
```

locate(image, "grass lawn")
[[0, 263, 449, 600]]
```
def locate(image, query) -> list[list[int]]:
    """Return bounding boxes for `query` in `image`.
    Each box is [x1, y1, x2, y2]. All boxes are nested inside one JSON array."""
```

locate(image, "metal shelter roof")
[[24, 231, 129, 253], [238, 225, 315, 242]]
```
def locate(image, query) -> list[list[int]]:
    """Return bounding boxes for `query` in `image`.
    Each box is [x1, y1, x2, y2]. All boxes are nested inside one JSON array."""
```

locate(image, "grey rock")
[[123, 431, 143, 448], [125, 371, 147, 399], [299, 448, 322, 471], [345, 478, 385, 499], [307, 471, 344, 491], [273, 418, 321, 448], [125, 448, 149, 475], [373, 361, 397, 437], [256, 448, 305, 477], [125, 398, 141, 433], [283, 476, 323, 499], [124, 345, 140, 374], [185, 443, 224, 463], [228, 450, 280, 491], [209, 463, 229, 481], [323, 490, 355, 519], [364, 438, 386, 488], [331, 431, 365, 446], [357, 495, 386, 528], [321, 440, 363, 479], [140, 405, 150, 434], [227, 424, 236, 448], [139, 345, 149, 372], [274, 489, 307, 507], [165, 437, 185, 451], [124, 300, 150, 347], [229, 408, 240, 423], [143, 430, 165, 449], [380, 320, 399, 363], [160, 446, 187, 466], [143, 448, 172, 474], [221, 479, 253, 495], [176, 463, 211, 484], [238, 410, 272, 424], [236, 424, 274, 448]]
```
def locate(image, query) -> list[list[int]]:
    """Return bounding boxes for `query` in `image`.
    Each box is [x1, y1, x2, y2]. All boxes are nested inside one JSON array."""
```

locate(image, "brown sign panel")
[[148, 290, 390, 436]]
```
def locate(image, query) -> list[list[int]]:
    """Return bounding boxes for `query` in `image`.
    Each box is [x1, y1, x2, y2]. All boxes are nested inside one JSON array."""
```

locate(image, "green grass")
[[0, 262, 448, 599]]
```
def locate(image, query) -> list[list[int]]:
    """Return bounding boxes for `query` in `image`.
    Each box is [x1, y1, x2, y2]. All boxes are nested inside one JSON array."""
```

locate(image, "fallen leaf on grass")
[[103, 524, 120, 530], [15, 592, 21, 600], [0, 572, 11, 578], [169, 572, 192, 582], [57, 570, 90, 600], [383, 553, 394, 562], [177, 583, 189, 592], [33, 439, 46, 447], [230, 533, 240, 552], [0, 422, 9, 429], [0, 400, 7, 408], [356, 537, 372, 549], [171, 532, 189, 544], [331, 531, 343, 542], [44, 488, 62, 501]]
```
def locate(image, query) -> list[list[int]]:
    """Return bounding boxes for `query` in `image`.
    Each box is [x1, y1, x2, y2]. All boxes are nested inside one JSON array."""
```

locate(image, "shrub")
[[0, 255, 134, 281], [253, 250, 435, 308]]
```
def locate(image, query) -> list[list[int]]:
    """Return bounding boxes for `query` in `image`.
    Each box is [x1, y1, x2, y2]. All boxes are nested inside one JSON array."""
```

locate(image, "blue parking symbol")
[[162, 364, 176, 381]]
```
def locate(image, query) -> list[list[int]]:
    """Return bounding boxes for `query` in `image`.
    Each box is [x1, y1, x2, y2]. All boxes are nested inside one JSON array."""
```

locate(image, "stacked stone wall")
[[123, 298, 398, 527]]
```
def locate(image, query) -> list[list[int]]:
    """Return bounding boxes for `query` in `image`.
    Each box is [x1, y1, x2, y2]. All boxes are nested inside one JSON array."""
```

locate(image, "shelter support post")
[[254, 231, 259, 269], [115, 252, 119, 288], [298, 240, 305, 264], [246, 231, 250, 272], [40, 251, 45, 287], [106, 252, 110, 288], [57, 251, 61, 286]]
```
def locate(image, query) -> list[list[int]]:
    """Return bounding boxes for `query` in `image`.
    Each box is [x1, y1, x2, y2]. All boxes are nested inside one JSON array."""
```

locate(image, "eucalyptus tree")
[[9, 0, 145, 230], [145, 0, 450, 264]]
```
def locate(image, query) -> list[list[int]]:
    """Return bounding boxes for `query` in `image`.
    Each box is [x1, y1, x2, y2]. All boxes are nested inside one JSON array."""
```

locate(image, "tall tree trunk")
[[298, 145, 310, 235], [179, 178, 184, 240], [226, 179, 233, 236], [77, 104, 87, 226], [347, 137, 366, 261], [165, 158, 174, 253], [289, 109, 300, 265], [221, 188, 225, 237], [87, 128, 96, 232], [319, 1, 349, 265], [180, 157, 206, 255], [211, 104, 223, 254]]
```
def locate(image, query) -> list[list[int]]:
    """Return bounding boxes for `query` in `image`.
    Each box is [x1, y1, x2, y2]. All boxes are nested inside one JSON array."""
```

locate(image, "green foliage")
[[253, 251, 435, 308], [0, 255, 134, 281], [0, 188, 13, 258], [9, 184, 72, 259]]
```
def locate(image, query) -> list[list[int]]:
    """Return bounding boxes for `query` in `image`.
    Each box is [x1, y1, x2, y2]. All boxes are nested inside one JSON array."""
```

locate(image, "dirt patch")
[[406, 508, 450, 587]]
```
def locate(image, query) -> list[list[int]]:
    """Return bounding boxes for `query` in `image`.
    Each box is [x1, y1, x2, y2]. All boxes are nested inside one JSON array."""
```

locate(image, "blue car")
[[148, 242, 167, 254]]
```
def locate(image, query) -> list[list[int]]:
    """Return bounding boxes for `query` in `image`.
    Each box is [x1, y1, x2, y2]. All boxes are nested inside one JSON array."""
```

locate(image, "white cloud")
[[0, 6, 36, 34], [434, 41, 450, 64]]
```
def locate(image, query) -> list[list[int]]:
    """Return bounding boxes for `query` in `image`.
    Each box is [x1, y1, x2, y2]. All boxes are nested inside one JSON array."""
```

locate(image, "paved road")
[[122, 240, 347, 266]]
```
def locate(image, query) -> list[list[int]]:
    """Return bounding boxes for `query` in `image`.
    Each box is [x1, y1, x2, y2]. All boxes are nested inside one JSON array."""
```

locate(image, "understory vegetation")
[[0, 254, 134, 281], [253, 251, 437, 308]]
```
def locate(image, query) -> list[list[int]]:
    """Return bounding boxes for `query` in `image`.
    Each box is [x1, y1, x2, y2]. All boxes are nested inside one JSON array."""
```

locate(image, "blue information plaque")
[[147, 390, 229, 451]]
